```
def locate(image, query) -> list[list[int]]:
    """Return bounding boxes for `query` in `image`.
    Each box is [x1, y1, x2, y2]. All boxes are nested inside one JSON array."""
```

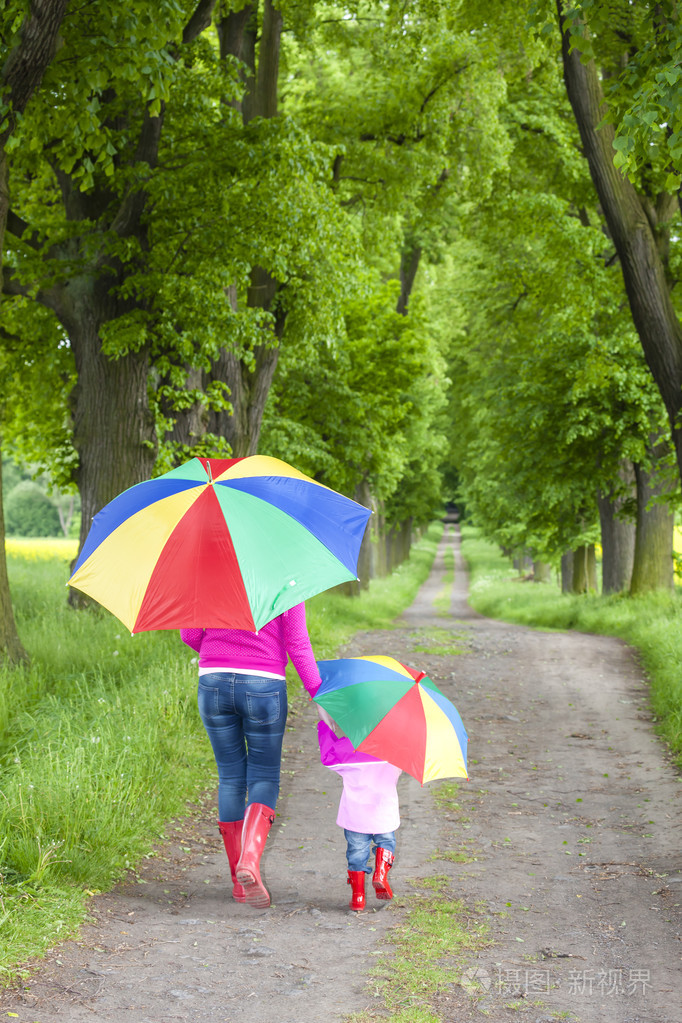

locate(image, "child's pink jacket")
[[317, 721, 401, 834]]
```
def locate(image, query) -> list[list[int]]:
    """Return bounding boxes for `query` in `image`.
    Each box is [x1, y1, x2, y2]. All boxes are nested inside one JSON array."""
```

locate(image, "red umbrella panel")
[[313, 655, 468, 785], [68, 455, 371, 633]]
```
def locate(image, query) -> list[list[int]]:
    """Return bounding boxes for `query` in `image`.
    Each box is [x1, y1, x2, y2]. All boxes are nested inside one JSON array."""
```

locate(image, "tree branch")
[[1, 0, 70, 147], [357, 66, 468, 147], [2, 264, 31, 298], [0, 324, 24, 348], [2, 263, 61, 313], [418, 66, 469, 116], [182, 0, 218, 45], [6, 209, 41, 249], [109, 1, 217, 239]]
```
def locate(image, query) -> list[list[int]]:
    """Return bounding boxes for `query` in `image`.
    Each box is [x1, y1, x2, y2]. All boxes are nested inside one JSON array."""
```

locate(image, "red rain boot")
[[217, 820, 247, 903], [372, 847, 395, 900], [347, 870, 366, 911], [235, 802, 275, 908]]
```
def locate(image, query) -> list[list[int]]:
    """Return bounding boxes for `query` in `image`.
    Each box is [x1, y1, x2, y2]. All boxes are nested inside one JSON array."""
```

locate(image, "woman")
[[181, 602, 321, 909]]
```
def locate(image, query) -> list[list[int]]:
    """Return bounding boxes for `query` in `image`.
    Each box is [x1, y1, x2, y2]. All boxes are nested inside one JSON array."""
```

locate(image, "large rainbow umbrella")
[[68, 455, 371, 633], [313, 655, 468, 785]]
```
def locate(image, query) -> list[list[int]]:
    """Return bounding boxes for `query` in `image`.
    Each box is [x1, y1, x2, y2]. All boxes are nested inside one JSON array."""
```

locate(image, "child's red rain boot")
[[218, 820, 247, 903], [235, 802, 275, 908], [372, 847, 395, 900], [347, 870, 366, 911]]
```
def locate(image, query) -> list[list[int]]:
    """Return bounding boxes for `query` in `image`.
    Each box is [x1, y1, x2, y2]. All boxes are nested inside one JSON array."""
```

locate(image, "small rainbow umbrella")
[[313, 655, 468, 785], [68, 455, 371, 633]]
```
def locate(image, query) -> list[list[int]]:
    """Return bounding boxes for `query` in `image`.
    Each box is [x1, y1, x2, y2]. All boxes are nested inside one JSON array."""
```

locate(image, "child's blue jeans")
[[344, 829, 396, 873]]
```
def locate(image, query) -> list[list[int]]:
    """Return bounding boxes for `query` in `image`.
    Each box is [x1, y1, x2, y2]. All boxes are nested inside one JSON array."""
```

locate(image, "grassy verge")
[[461, 525, 682, 765], [0, 523, 442, 980]]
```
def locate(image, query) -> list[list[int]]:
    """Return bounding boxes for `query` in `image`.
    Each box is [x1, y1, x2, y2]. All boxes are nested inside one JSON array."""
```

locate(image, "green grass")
[[461, 524, 682, 764], [345, 885, 487, 1023], [433, 545, 454, 616], [431, 781, 463, 813], [0, 523, 442, 979], [409, 626, 469, 656]]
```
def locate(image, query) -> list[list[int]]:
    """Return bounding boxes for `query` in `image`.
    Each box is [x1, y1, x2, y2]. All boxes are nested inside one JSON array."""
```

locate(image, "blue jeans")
[[344, 829, 396, 873], [197, 673, 288, 823]]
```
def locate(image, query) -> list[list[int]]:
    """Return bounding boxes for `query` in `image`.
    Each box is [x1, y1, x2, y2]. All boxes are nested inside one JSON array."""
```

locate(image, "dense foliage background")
[[3, 0, 682, 663]]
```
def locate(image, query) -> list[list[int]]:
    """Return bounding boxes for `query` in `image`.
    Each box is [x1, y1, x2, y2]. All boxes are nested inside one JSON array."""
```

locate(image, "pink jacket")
[[317, 721, 401, 834], [180, 603, 322, 696]]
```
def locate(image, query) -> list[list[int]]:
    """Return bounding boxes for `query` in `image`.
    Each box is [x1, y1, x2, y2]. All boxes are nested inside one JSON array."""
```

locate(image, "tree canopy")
[[2, 0, 682, 662]]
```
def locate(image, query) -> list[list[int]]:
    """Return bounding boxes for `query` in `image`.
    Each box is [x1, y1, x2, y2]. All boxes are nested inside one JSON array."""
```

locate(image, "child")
[[317, 718, 401, 911]]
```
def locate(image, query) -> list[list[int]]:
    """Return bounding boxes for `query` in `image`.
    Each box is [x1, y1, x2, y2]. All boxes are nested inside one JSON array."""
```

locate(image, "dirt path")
[[2, 526, 681, 1022]]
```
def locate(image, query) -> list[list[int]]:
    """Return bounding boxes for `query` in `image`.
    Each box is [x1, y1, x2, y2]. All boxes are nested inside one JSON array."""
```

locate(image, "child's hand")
[[317, 706, 337, 731]]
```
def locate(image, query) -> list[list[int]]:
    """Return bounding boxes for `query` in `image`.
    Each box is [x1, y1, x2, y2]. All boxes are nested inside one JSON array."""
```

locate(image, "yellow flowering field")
[[5, 537, 78, 562]]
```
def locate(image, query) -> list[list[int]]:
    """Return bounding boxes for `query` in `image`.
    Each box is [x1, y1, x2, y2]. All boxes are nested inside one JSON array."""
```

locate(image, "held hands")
[[317, 705, 346, 737]]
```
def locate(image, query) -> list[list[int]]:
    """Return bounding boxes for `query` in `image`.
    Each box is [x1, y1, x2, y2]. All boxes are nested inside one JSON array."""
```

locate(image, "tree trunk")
[[354, 477, 373, 592], [513, 552, 532, 575], [561, 551, 573, 593], [386, 524, 403, 573], [206, 340, 280, 457], [216, 5, 256, 118], [255, 0, 282, 119], [532, 561, 552, 583], [557, 4, 682, 488], [0, 0, 70, 149], [397, 241, 422, 315], [572, 545, 597, 593], [401, 519, 412, 564], [64, 300, 156, 592], [161, 365, 208, 454], [56, 493, 75, 537], [370, 498, 385, 579], [0, 0, 69, 663], [630, 446, 674, 594], [0, 438, 28, 665], [597, 459, 636, 593], [0, 150, 7, 276]]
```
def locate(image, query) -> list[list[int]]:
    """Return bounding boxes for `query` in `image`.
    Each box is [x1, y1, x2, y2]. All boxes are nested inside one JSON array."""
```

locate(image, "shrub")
[[4, 481, 61, 537]]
